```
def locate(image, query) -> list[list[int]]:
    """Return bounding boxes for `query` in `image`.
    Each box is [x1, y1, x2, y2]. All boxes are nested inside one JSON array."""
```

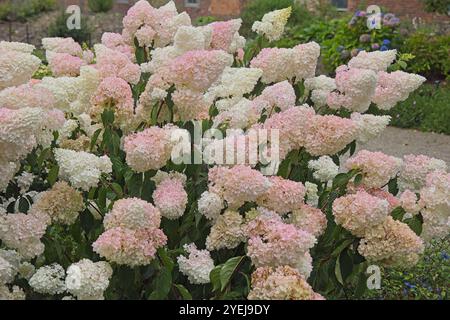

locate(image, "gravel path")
[[356, 127, 450, 164]]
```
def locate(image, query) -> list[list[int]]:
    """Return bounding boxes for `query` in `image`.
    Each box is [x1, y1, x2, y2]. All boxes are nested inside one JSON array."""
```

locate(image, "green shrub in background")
[[88, 0, 114, 13], [369, 83, 450, 135], [402, 31, 450, 80], [0, 0, 56, 22], [422, 0, 450, 14], [194, 16, 217, 26], [362, 238, 449, 300], [48, 12, 92, 45]]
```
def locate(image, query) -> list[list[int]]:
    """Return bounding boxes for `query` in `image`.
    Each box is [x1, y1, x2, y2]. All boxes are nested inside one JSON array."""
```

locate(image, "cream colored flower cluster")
[[252, 7, 292, 41], [248, 266, 324, 300], [177, 243, 215, 285], [54, 148, 112, 191], [30, 181, 85, 225], [65, 259, 113, 300], [333, 190, 424, 268]]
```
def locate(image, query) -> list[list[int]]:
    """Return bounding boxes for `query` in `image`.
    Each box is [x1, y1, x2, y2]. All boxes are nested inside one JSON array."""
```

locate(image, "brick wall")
[[347, 0, 450, 21], [60, 0, 138, 14], [174, 0, 244, 19], [59, 0, 244, 19]]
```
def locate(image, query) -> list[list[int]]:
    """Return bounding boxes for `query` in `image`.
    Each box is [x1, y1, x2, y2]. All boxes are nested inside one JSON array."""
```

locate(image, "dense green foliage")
[[0, 0, 55, 22], [88, 0, 114, 14], [363, 238, 449, 300], [422, 0, 450, 14], [402, 31, 450, 80]]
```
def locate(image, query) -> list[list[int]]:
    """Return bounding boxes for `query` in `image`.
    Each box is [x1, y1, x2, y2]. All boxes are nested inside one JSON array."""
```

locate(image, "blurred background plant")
[[401, 29, 450, 80], [194, 15, 217, 26], [88, 0, 114, 14], [0, 0, 56, 22], [421, 0, 450, 14]]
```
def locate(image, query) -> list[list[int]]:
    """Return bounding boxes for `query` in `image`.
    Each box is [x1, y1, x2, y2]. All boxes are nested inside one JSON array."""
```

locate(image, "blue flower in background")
[[380, 45, 389, 51], [441, 252, 449, 260], [404, 281, 416, 289], [382, 39, 391, 46]]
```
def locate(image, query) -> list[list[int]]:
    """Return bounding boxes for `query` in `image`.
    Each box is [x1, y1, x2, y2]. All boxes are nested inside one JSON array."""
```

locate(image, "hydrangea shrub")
[[0, 1, 448, 300]]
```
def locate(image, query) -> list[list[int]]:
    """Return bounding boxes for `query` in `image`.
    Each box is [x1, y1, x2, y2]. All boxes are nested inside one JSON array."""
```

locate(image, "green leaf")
[[332, 173, 350, 189], [149, 267, 172, 300], [210, 265, 222, 292], [47, 165, 59, 186], [220, 256, 245, 291], [110, 182, 123, 199], [354, 271, 368, 297], [338, 249, 353, 281], [354, 173, 363, 186], [90, 128, 102, 151], [97, 187, 107, 212], [388, 177, 399, 195], [127, 173, 143, 197], [398, 60, 407, 70], [349, 140, 357, 156], [331, 238, 353, 257], [18, 196, 30, 213], [101, 109, 115, 126], [150, 101, 160, 125], [134, 37, 147, 64], [391, 206, 406, 221], [37, 148, 51, 168], [404, 215, 423, 236], [158, 248, 174, 273], [174, 284, 192, 300]]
